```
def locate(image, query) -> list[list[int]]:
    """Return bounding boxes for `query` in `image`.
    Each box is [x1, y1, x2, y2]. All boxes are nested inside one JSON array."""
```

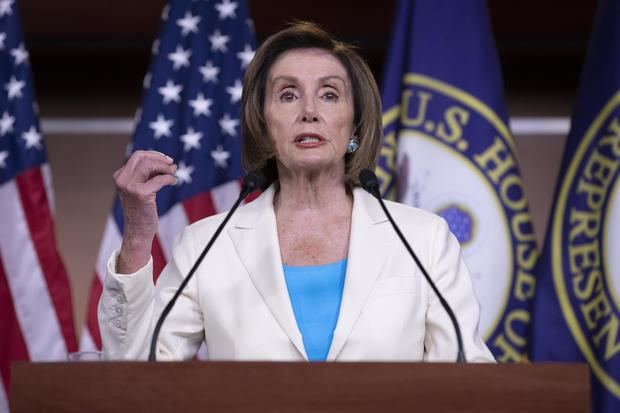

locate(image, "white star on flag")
[[226, 79, 243, 104], [0, 111, 15, 136], [168, 45, 192, 70], [175, 161, 194, 184], [199, 61, 220, 83], [0, 0, 13, 17], [0, 151, 9, 169], [158, 79, 183, 104], [189, 93, 213, 117], [0, 150, 8, 168], [215, 0, 238, 20], [177, 11, 201, 36], [180, 127, 203, 151], [5, 76, 25, 100], [236, 44, 255, 68], [209, 30, 230, 52], [10, 43, 29, 65], [219, 113, 239, 136], [21, 126, 42, 149], [149, 114, 174, 139], [210, 145, 231, 168], [0, 33, 6, 50]]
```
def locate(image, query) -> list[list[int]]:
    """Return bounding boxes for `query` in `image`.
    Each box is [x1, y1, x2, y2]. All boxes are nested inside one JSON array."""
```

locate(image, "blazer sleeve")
[[98, 226, 205, 361], [422, 218, 496, 362]]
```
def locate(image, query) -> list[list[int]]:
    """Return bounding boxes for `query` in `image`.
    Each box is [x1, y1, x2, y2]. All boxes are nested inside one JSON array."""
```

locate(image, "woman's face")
[[264, 48, 355, 178]]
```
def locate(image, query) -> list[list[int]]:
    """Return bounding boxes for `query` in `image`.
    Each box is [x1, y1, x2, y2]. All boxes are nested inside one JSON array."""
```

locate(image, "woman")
[[99, 22, 494, 362]]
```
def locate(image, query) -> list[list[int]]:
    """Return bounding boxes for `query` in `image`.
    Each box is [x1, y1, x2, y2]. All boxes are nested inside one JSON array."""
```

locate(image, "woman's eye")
[[323, 91, 339, 102], [279, 90, 296, 102]]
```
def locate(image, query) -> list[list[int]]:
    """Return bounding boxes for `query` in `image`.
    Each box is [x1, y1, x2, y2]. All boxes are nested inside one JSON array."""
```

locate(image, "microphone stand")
[[359, 170, 466, 363]]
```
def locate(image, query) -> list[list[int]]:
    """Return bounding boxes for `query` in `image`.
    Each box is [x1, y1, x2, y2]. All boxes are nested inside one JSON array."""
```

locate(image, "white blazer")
[[99, 185, 494, 362]]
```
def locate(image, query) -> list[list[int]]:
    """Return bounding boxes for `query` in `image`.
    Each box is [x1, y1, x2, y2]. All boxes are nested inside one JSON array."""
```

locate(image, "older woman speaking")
[[98, 22, 494, 362]]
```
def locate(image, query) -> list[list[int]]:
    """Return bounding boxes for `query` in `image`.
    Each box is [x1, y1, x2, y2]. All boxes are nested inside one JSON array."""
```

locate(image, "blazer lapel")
[[327, 188, 394, 360], [228, 186, 307, 359]]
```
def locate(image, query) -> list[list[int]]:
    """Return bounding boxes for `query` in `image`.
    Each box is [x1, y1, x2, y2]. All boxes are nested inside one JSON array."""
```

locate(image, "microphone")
[[359, 169, 466, 362], [148, 171, 264, 361]]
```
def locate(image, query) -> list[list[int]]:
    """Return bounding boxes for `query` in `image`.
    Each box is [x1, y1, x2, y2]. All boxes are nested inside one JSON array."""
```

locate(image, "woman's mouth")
[[295, 133, 325, 146]]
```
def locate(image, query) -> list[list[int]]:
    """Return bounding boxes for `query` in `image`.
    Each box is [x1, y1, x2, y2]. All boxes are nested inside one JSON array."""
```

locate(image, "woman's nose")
[[300, 96, 319, 122], [302, 113, 319, 122]]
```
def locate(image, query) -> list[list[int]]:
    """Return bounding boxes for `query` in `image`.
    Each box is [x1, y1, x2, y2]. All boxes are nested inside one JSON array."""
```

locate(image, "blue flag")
[[81, 0, 256, 351], [530, 0, 620, 411], [377, 0, 538, 361]]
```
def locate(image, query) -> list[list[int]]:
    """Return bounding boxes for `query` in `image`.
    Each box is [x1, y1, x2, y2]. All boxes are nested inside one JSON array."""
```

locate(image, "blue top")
[[283, 259, 347, 361]]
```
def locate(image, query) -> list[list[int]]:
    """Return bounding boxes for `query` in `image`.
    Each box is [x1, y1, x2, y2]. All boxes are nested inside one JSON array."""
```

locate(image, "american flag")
[[80, 0, 256, 352], [0, 0, 77, 409]]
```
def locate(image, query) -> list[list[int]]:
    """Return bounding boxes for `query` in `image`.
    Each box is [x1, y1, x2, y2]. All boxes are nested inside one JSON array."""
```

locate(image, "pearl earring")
[[347, 137, 360, 154]]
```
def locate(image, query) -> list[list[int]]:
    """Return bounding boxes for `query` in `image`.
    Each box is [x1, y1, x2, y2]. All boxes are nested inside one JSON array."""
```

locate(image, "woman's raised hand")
[[113, 150, 177, 274]]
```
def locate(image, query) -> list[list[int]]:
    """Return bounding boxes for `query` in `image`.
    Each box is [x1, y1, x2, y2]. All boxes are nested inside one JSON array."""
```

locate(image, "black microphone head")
[[359, 169, 380, 196], [242, 171, 265, 192]]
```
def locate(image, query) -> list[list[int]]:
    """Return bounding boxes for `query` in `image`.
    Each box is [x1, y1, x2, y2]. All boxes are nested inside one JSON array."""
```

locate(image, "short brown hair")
[[241, 21, 383, 188]]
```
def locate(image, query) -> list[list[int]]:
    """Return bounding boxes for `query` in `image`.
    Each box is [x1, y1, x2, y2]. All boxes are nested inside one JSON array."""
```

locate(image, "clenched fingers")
[[114, 150, 177, 193]]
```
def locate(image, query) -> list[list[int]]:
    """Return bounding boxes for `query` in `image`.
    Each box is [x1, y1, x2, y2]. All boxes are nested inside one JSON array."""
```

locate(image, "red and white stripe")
[[0, 165, 77, 409], [80, 179, 247, 353]]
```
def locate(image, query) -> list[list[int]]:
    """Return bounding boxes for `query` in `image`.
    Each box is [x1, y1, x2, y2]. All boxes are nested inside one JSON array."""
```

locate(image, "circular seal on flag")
[[551, 91, 620, 397], [379, 74, 538, 358], [377, 73, 538, 361]]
